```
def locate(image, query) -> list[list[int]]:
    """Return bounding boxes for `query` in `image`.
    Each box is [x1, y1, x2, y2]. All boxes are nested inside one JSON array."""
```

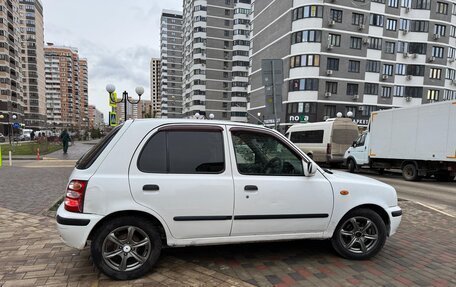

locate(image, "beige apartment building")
[[0, 0, 24, 136], [44, 44, 88, 130], [19, 0, 46, 130], [150, 58, 161, 117], [88, 104, 103, 129]]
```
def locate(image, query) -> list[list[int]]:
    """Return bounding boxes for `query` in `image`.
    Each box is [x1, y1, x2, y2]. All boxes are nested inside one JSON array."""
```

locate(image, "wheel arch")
[[87, 210, 168, 245]]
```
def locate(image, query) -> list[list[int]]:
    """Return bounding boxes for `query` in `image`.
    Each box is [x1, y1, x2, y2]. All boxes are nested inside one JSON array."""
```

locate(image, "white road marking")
[[415, 202, 455, 218]]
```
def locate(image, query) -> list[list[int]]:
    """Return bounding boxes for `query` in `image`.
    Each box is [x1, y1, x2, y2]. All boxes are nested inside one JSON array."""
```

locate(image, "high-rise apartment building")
[[182, 0, 251, 121], [44, 44, 87, 130], [150, 58, 161, 117], [0, 0, 24, 136], [115, 97, 142, 120], [19, 0, 46, 130], [249, 0, 456, 128], [160, 10, 183, 118], [88, 104, 103, 129]]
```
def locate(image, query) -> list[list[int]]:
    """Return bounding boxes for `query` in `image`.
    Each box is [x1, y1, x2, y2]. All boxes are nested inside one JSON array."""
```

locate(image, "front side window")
[[138, 130, 225, 174], [231, 131, 304, 176]]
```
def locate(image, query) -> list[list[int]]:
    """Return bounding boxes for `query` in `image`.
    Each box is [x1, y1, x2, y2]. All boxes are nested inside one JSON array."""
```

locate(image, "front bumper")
[[55, 204, 104, 249], [387, 206, 402, 236]]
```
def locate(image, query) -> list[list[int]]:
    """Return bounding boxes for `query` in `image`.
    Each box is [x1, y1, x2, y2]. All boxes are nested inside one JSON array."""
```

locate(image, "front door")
[[228, 127, 333, 236], [129, 125, 234, 239], [350, 133, 369, 165]]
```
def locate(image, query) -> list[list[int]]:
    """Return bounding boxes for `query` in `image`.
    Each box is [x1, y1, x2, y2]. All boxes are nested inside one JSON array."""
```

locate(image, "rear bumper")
[[387, 206, 402, 236], [55, 204, 104, 249]]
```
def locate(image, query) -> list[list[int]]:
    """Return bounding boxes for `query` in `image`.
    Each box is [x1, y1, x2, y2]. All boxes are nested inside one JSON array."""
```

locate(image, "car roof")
[[131, 118, 271, 130]]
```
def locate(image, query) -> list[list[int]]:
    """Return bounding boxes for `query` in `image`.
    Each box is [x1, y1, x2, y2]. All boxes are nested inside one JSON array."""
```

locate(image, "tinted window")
[[138, 130, 224, 174], [290, 130, 324, 143], [76, 125, 122, 170], [232, 131, 303, 176], [137, 131, 167, 173]]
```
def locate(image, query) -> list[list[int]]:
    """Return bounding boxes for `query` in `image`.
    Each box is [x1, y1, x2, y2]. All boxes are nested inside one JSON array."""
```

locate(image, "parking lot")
[[0, 156, 454, 286]]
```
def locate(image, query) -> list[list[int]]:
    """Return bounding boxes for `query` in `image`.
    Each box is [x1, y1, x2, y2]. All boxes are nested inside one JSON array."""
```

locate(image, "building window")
[[443, 90, 456, 100], [291, 30, 322, 44], [399, 18, 410, 31], [330, 9, 343, 22], [350, 37, 362, 49], [412, 0, 430, 9], [436, 2, 448, 14], [347, 84, 359, 96], [366, 60, 380, 73], [405, 87, 423, 98], [446, 68, 456, 80], [434, 24, 446, 36], [352, 13, 364, 25], [388, 0, 399, 7], [348, 60, 360, 73], [382, 86, 392, 98], [385, 41, 396, 54], [386, 19, 397, 31], [427, 90, 440, 101], [328, 34, 341, 46], [396, 64, 406, 75], [370, 14, 384, 27], [324, 105, 336, 118], [327, 58, 339, 70], [432, 46, 444, 58], [394, 85, 404, 97], [325, 81, 338, 94], [362, 105, 378, 117], [292, 5, 323, 20], [364, 83, 379, 95], [290, 54, 320, 68], [410, 20, 429, 32], [409, 42, 427, 54], [407, 65, 425, 76], [289, 79, 319, 91], [369, 37, 382, 50], [383, 64, 394, 76], [429, 68, 442, 79], [225, 9, 230, 15]]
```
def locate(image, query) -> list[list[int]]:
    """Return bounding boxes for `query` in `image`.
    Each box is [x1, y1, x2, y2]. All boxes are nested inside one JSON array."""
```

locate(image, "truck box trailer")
[[344, 101, 456, 181]]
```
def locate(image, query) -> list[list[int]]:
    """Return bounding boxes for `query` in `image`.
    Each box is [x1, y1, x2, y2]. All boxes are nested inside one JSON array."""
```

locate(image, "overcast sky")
[[42, 0, 182, 122]]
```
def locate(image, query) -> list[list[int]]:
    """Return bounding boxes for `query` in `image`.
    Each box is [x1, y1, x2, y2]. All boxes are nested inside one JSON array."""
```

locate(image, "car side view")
[[56, 119, 402, 280]]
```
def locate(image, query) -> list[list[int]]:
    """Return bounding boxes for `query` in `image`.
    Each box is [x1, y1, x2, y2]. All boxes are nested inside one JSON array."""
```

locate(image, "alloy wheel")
[[338, 216, 379, 254]]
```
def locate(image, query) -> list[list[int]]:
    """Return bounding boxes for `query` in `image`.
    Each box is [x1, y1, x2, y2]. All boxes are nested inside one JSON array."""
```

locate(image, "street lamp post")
[[106, 84, 144, 122]]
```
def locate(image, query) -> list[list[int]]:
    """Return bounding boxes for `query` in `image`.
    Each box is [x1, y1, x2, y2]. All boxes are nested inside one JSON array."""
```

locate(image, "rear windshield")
[[332, 129, 359, 145], [76, 125, 122, 170]]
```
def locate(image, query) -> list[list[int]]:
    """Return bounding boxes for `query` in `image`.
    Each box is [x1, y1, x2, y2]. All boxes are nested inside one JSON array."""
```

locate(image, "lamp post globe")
[[347, 111, 354, 118], [336, 112, 343, 118], [106, 84, 116, 94], [195, 112, 200, 119], [209, 113, 215, 120], [0, 115, 4, 119], [12, 114, 17, 120], [135, 86, 145, 96]]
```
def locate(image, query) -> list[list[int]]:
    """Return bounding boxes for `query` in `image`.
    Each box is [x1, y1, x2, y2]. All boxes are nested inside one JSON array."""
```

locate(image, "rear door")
[[128, 125, 234, 239]]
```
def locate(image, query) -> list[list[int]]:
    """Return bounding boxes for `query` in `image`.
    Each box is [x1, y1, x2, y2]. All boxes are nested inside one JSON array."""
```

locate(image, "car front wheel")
[[91, 216, 162, 280], [331, 208, 387, 260]]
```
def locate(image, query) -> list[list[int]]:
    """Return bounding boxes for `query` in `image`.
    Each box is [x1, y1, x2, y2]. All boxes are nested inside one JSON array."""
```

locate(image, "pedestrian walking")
[[60, 129, 71, 154], [30, 130, 35, 141]]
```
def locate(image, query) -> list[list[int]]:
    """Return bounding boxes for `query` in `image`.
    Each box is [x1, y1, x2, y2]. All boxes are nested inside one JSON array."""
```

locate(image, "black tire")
[[347, 158, 357, 173], [331, 208, 387, 260], [402, 163, 419, 181], [91, 216, 162, 280]]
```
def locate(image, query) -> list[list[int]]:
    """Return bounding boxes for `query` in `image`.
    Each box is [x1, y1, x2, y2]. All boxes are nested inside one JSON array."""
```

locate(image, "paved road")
[[341, 169, 456, 217]]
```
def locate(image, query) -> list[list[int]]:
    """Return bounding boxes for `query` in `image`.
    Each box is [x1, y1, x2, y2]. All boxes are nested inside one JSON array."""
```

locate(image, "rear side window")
[[138, 130, 225, 174], [76, 125, 122, 170], [290, 130, 324, 143]]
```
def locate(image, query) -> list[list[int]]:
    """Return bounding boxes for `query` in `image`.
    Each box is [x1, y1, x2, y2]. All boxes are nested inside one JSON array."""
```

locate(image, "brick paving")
[[0, 207, 254, 287]]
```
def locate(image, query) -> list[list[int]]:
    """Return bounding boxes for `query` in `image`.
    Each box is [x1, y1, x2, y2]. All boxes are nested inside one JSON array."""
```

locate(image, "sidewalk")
[[0, 207, 254, 287]]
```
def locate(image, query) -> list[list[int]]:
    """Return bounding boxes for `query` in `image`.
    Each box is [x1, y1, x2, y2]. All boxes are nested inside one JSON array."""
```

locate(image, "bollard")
[[9, 150, 12, 166], [36, 147, 40, 160]]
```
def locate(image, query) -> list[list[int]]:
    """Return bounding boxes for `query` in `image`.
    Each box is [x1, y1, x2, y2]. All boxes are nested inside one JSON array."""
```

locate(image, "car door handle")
[[244, 185, 258, 191], [143, 184, 159, 191]]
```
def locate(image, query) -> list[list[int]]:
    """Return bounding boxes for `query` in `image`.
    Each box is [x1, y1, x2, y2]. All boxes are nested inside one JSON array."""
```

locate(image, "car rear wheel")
[[91, 216, 162, 280], [331, 208, 386, 260]]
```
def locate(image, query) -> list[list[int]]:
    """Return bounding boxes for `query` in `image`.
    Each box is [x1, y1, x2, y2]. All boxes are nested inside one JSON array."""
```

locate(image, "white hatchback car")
[[56, 119, 402, 280]]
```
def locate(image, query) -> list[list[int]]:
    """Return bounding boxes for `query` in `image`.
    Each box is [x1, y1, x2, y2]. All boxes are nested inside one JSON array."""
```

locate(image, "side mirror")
[[303, 161, 317, 177], [352, 141, 357, 147]]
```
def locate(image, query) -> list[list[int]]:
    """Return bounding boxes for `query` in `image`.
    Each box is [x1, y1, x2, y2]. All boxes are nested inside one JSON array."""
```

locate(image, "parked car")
[[0, 133, 5, 143], [56, 119, 402, 280], [285, 118, 359, 165]]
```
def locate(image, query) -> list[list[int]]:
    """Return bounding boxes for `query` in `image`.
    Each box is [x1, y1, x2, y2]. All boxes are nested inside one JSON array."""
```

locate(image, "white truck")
[[344, 101, 456, 181]]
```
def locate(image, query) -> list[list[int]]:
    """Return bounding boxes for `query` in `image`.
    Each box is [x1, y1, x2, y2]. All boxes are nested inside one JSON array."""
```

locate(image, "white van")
[[286, 118, 359, 165]]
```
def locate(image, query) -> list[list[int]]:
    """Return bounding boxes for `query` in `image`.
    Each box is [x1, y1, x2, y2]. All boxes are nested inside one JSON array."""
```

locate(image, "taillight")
[[64, 180, 88, 213], [327, 143, 332, 155]]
